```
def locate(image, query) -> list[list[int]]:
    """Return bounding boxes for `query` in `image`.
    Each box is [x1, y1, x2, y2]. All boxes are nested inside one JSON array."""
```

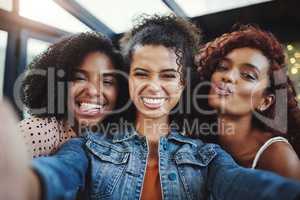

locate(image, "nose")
[[147, 82, 161, 94], [146, 76, 161, 94], [221, 69, 238, 84], [86, 80, 101, 97]]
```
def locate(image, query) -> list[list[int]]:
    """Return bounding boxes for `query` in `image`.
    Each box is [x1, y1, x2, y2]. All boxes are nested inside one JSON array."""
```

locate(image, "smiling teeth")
[[142, 98, 165, 104], [80, 102, 103, 110]]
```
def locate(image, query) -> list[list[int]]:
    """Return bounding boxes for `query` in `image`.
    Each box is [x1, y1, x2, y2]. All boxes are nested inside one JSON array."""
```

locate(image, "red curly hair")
[[196, 24, 300, 156]]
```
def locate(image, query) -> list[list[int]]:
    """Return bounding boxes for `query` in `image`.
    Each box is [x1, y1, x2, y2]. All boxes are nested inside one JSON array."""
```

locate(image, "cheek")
[[165, 84, 183, 105], [128, 78, 136, 100], [129, 78, 146, 98], [209, 72, 220, 93], [69, 83, 84, 102], [105, 87, 118, 105], [237, 85, 255, 105], [237, 82, 266, 106], [128, 78, 143, 109], [163, 78, 183, 92], [67, 83, 80, 113], [211, 72, 221, 82], [171, 92, 182, 106], [229, 85, 265, 115]]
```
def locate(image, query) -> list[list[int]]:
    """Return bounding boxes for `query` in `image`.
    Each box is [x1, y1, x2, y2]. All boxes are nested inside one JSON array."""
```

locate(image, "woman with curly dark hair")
[[19, 32, 127, 158], [196, 24, 300, 179], [1, 15, 300, 200]]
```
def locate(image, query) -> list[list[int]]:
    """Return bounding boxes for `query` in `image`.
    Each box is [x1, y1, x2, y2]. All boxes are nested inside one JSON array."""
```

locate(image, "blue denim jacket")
[[32, 129, 300, 200]]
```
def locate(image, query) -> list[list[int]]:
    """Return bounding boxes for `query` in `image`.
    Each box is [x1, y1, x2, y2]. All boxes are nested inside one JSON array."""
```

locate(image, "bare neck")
[[135, 113, 170, 144], [135, 113, 170, 161], [218, 114, 252, 144], [217, 114, 264, 166]]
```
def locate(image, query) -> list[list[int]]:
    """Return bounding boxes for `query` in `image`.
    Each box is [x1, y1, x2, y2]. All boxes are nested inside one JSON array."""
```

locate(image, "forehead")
[[131, 45, 178, 71], [80, 51, 115, 73], [225, 47, 270, 73]]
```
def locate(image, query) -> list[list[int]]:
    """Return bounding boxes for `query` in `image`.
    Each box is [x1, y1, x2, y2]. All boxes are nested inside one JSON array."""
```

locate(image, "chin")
[[138, 109, 168, 119], [77, 117, 103, 126], [208, 100, 231, 115], [208, 97, 221, 108]]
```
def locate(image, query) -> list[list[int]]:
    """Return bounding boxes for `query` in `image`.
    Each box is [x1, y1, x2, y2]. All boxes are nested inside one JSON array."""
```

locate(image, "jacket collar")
[[111, 128, 198, 146], [112, 127, 142, 143], [167, 130, 198, 146]]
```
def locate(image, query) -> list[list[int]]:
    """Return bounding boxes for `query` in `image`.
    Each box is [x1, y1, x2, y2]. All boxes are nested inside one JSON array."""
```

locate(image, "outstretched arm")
[[0, 101, 39, 200], [31, 138, 88, 200], [0, 101, 88, 200], [206, 144, 300, 200], [256, 141, 300, 180]]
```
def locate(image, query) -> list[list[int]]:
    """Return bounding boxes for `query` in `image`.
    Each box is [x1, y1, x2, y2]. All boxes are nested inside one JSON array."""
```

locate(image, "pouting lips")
[[212, 83, 234, 96]]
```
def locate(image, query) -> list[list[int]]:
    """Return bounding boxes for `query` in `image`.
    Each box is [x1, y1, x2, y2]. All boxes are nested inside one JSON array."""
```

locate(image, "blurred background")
[[0, 0, 299, 116]]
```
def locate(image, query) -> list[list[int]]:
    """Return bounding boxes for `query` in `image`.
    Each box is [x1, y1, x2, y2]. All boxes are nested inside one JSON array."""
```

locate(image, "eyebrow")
[[134, 68, 177, 73], [242, 63, 260, 73], [102, 72, 116, 77], [223, 57, 260, 73], [134, 68, 149, 72], [75, 69, 116, 77], [75, 69, 88, 75], [160, 69, 178, 73]]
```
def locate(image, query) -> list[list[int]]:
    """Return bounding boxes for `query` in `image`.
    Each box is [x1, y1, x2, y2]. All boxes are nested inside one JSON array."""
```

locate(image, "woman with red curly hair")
[[196, 25, 300, 180]]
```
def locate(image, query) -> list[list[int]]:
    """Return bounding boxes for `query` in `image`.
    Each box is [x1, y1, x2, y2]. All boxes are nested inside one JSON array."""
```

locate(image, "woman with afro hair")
[[19, 32, 127, 158], [196, 24, 300, 180], [0, 16, 300, 200]]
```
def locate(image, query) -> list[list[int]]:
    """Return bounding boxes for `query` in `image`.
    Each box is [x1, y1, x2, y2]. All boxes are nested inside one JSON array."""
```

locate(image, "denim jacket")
[[32, 129, 300, 200]]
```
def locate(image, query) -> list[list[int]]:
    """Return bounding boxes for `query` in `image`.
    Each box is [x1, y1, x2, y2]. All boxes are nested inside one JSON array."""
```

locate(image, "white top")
[[251, 136, 291, 169]]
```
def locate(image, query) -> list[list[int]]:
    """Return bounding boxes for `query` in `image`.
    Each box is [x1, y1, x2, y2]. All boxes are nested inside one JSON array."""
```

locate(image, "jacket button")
[[168, 173, 177, 181], [142, 142, 147, 148], [163, 143, 168, 151]]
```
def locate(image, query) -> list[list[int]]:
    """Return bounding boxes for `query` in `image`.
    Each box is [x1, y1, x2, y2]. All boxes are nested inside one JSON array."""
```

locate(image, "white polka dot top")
[[19, 117, 77, 158]]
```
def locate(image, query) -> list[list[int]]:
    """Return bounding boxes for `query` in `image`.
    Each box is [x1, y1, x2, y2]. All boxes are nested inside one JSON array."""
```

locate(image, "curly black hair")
[[21, 32, 127, 122], [120, 14, 201, 83], [119, 14, 202, 132]]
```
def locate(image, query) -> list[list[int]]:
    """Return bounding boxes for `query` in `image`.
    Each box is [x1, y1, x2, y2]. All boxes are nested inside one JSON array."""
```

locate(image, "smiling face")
[[69, 51, 118, 125], [208, 47, 272, 116], [129, 45, 184, 120]]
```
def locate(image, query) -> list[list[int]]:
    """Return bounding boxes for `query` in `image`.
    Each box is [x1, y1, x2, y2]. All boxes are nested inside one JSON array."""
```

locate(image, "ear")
[[181, 79, 187, 88], [258, 94, 275, 112], [177, 78, 186, 90]]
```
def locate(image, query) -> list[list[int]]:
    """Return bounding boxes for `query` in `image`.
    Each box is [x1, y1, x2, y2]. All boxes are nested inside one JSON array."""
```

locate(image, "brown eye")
[[73, 73, 87, 82], [161, 73, 177, 79], [241, 72, 257, 81], [216, 62, 229, 71], [103, 78, 115, 86], [240, 66, 259, 82], [135, 72, 147, 76], [133, 70, 149, 79]]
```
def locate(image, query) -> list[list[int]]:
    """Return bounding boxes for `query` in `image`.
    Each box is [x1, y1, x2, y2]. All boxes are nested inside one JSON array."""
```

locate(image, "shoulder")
[[19, 116, 59, 131], [257, 139, 300, 180], [168, 131, 223, 155], [58, 137, 86, 152], [170, 133, 226, 166], [19, 116, 60, 138], [168, 131, 207, 147], [19, 116, 61, 157]]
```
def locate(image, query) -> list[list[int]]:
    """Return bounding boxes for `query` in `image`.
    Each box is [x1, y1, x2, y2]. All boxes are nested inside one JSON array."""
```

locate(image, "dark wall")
[[112, 1, 300, 47], [191, 0, 300, 43]]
